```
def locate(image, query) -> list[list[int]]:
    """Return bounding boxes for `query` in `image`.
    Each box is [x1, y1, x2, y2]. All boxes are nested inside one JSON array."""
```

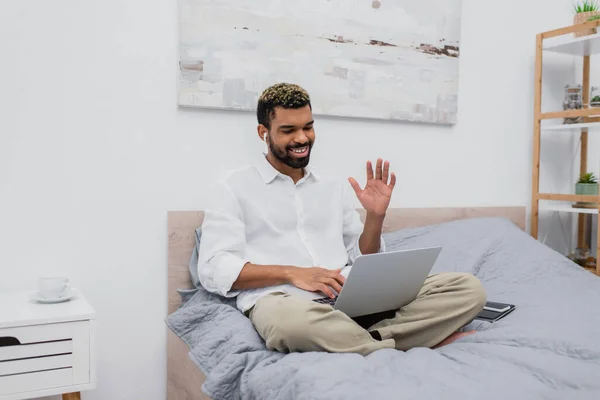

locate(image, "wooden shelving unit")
[[532, 20, 600, 276]]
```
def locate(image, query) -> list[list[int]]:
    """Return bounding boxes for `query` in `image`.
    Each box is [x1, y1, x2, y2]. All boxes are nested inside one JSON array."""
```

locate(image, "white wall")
[[0, 1, 582, 399]]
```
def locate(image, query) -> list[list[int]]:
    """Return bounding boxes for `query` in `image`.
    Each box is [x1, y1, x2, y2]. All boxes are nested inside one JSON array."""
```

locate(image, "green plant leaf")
[[578, 172, 598, 183], [574, 0, 600, 12]]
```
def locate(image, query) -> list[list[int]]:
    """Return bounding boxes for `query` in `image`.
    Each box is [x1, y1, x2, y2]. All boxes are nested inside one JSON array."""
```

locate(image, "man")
[[198, 83, 486, 356]]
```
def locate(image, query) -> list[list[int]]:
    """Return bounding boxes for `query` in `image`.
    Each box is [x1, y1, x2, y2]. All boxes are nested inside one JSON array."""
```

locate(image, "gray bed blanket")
[[166, 217, 600, 400]]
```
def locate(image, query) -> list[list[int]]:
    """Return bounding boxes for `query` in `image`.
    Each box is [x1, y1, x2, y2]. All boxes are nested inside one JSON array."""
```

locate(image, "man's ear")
[[257, 125, 268, 141]]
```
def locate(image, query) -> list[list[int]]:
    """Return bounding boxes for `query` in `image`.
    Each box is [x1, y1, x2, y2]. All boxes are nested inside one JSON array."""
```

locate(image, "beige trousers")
[[248, 272, 486, 356]]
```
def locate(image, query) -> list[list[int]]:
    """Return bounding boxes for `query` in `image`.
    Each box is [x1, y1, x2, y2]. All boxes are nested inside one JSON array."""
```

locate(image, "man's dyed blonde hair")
[[257, 83, 312, 129]]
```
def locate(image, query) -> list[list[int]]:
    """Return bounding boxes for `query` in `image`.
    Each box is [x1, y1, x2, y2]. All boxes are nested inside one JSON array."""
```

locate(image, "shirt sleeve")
[[341, 182, 386, 265], [197, 180, 248, 298]]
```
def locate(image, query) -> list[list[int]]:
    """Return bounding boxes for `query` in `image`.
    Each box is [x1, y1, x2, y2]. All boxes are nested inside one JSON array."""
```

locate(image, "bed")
[[165, 207, 600, 400]]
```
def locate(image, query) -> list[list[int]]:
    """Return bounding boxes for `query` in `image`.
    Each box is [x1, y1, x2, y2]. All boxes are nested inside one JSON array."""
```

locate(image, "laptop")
[[313, 247, 442, 318]]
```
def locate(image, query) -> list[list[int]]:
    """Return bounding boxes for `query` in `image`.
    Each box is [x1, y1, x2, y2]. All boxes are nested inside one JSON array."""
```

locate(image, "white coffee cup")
[[38, 277, 70, 299]]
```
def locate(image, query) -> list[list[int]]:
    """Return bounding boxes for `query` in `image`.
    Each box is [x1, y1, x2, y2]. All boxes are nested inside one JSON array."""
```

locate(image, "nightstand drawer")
[[0, 354, 73, 375], [0, 368, 74, 396], [0, 340, 72, 362], [0, 320, 91, 397], [0, 321, 81, 345]]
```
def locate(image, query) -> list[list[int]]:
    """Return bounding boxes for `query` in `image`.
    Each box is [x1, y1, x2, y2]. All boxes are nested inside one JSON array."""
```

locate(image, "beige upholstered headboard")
[[166, 206, 526, 400]]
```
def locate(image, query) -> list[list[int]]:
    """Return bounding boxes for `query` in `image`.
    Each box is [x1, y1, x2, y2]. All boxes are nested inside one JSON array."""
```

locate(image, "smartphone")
[[483, 301, 512, 313], [476, 301, 515, 323]]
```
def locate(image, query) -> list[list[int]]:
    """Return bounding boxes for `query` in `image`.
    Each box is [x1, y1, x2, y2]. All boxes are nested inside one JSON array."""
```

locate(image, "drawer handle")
[[0, 337, 21, 347]]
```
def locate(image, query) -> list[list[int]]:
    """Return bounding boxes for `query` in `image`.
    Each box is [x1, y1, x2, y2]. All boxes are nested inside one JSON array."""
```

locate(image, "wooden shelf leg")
[[62, 392, 81, 400], [578, 56, 591, 250], [531, 34, 543, 239], [531, 199, 540, 239]]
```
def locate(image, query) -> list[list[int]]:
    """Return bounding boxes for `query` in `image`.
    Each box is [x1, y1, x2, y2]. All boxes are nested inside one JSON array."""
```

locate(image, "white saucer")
[[30, 288, 79, 304]]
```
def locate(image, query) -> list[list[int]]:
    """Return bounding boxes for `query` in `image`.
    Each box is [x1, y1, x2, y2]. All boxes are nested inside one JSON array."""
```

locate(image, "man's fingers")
[[348, 177, 361, 196], [317, 284, 335, 299], [375, 158, 383, 180], [389, 172, 396, 190], [366, 161, 374, 180], [323, 278, 342, 294], [330, 270, 346, 285], [382, 160, 390, 184]]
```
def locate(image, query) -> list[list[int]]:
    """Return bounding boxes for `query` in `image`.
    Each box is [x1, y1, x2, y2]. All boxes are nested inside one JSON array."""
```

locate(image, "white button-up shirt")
[[197, 153, 385, 313]]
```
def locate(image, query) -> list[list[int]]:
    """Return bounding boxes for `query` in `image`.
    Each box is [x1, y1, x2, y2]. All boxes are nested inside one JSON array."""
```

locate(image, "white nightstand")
[[0, 289, 96, 400]]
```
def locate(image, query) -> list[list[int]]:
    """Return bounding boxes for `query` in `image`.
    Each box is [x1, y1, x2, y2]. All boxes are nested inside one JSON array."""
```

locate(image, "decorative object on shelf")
[[563, 84, 584, 124], [568, 247, 590, 266], [591, 86, 600, 107], [573, 1, 600, 37], [567, 248, 596, 272], [573, 172, 599, 208]]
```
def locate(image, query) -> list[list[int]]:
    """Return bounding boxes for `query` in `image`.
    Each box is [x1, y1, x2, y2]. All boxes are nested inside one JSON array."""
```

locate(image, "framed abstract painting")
[[178, 0, 462, 124]]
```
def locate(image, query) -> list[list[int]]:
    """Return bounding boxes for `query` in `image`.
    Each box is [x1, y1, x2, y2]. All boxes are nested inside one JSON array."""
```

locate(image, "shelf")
[[540, 108, 600, 120], [540, 202, 598, 215], [543, 32, 600, 56], [538, 193, 600, 202], [541, 121, 600, 131]]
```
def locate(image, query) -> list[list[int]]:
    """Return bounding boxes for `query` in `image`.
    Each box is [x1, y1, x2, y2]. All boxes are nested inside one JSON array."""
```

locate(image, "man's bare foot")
[[432, 330, 477, 349]]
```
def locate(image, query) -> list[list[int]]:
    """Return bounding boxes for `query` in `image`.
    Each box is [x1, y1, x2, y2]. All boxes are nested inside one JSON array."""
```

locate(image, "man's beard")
[[268, 138, 313, 169]]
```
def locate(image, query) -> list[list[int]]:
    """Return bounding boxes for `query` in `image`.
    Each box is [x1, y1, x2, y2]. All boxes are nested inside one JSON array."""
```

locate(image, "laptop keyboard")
[[313, 297, 337, 306]]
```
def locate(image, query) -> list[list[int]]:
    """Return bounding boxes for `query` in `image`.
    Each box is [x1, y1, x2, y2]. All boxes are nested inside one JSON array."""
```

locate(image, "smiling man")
[[197, 83, 486, 356]]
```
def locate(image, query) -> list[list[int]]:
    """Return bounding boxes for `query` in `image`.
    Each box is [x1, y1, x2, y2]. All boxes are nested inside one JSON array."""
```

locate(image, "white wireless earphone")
[[263, 132, 268, 153]]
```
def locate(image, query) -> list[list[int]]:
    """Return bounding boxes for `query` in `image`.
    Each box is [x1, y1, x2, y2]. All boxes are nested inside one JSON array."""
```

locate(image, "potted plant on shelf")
[[573, 1, 600, 37], [573, 172, 599, 208], [591, 86, 600, 107]]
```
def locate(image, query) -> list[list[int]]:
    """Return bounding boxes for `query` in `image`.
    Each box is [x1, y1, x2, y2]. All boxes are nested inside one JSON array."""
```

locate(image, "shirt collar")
[[256, 152, 319, 184]]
